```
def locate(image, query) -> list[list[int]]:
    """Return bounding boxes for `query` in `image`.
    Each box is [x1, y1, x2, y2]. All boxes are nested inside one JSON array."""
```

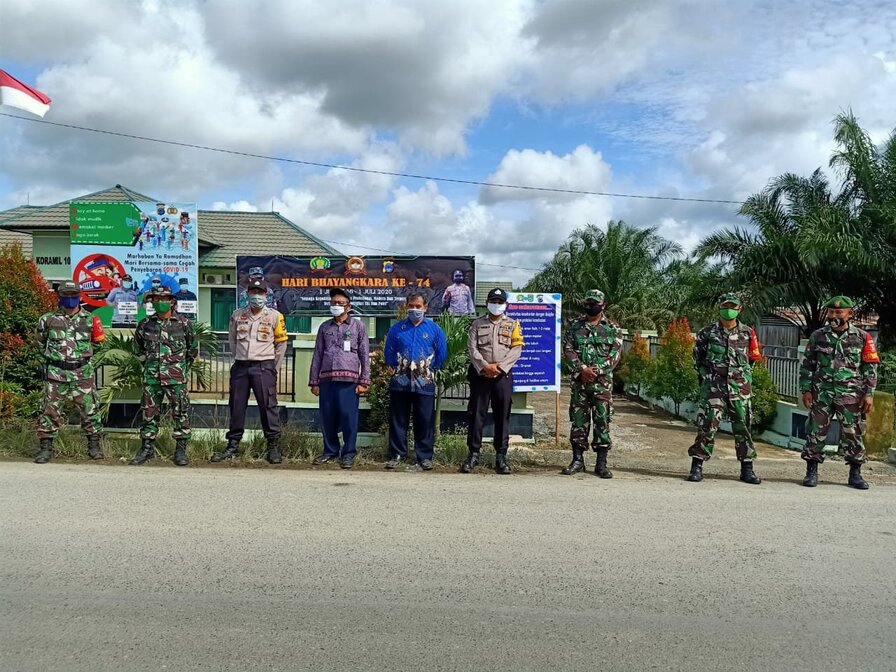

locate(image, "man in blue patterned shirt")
[[383, 292, 448, 471]]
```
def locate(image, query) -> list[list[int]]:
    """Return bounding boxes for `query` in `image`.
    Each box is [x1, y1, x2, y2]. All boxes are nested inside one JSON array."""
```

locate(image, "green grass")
[[0, 419, 553, 470]]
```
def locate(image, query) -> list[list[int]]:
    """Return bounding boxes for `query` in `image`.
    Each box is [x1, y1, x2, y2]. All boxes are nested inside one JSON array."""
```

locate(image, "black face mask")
[[584, 304, 604, 317], [827, 317, 848, 328]]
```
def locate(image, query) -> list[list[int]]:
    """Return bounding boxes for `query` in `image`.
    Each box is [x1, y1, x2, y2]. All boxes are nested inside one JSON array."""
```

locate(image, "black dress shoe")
[[385, 456, 404, 469], [495, 454, 511, 475], [340, 458, 354, 470], [313, 453, 337, 465]]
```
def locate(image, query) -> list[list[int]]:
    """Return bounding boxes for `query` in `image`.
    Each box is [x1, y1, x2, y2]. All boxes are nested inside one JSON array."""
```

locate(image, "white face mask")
[[487, 303, 506, 316], [330, 305, 346, 317]]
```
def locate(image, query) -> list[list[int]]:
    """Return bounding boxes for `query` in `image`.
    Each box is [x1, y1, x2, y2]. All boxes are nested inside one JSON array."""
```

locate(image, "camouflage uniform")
[[562, 291, 623, 456], [36, 305, 105, 440], [799, 322, 878, 466], [134, 310, 198, 440], [689, 320, 763, 462]]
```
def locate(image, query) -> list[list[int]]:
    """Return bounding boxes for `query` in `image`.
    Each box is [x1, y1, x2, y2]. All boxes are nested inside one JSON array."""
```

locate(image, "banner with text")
[[70, 201, 199, 326], [236, 255, 476, 316], [506, 292, 562, 392]]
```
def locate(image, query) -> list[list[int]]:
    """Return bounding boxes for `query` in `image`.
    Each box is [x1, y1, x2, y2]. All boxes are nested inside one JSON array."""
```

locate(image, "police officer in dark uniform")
[[462, 288, 525, 475], [211, 279, 289, 464]]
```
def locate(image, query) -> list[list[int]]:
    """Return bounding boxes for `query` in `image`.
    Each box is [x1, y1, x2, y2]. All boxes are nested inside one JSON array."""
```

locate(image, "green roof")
[[0, 185, 158, 231], [0, 186, 338, 266], [0, 206, 39, 255], [197, 210, 338, 267]]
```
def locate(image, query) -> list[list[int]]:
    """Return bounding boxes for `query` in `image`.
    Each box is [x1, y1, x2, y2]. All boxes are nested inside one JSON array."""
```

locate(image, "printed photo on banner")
[[506, 292, 563, 392], [70, 201, 198, 326], [235, 255, 476, 316]]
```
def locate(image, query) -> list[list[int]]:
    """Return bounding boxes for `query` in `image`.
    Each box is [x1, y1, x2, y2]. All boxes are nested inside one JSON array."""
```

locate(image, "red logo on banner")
[[72, 253, 126, 307]]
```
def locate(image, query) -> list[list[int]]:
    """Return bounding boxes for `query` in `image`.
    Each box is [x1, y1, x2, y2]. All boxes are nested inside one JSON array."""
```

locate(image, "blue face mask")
[[59, 296, 80, 310], [407, 308, 425, 322], [248, 294, 266, 308], [122, 281, 133, 290]]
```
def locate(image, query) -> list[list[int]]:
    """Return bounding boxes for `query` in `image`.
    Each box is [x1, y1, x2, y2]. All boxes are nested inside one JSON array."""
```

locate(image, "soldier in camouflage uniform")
[[34, 281, 106, 464], [799, 295, 879, 490], [687, 293, 764, 485], [128, 286, 198, 466], [561, 289, 623, 478]]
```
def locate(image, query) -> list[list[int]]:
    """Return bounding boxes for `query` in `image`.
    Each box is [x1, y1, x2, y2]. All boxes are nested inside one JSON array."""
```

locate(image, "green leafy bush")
[[750, 359, 779, 433], [618, 332, 651, 397], [648, 318, 698, 417]]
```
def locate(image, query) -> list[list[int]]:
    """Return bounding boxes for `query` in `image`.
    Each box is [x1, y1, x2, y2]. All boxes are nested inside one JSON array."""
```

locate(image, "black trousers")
[[226, 360, 281, 441], [388, 390, 436, 462], [467, 365, 513, 454]]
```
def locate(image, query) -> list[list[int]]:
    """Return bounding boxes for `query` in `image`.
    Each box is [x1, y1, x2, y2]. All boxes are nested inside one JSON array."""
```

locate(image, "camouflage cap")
[[57, 280, 80, 296], [584, 289, 605, 303], [719, 292, 741, 305], [825, 295, 855, 309]]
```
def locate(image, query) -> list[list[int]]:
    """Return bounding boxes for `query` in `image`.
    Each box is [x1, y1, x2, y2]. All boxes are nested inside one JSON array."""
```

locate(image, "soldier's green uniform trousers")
[[36, 372, 102, 439], [801, 390, 865, 465], [689, 396, 755, 462], [569, 385, 612, 451], [140, 380, 191, 440]]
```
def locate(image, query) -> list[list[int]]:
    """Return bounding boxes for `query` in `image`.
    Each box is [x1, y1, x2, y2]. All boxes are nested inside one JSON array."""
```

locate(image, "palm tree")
[[434, 313, 472, 437], [527, 220, 684, 329], [821, 112, 896, 346], [698, 169, 852, 335]]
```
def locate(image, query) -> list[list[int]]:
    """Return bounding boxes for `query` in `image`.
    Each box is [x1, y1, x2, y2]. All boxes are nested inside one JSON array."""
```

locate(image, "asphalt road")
[[1, 461, 894, 672]]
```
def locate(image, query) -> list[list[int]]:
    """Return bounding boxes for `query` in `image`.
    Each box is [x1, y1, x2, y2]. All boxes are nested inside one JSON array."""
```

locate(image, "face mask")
[[153, 301, 171, 314], [407, 308, 425, 322], [248, 294, 266, 308], [584, 304, 603, 317], [719, 308, 740, 320], [330, 305, 346, 317], [828, 317, 848, 328], [122, 282, 133, 290], [59, 296, 80, 310], [487, 303, 506, 316]]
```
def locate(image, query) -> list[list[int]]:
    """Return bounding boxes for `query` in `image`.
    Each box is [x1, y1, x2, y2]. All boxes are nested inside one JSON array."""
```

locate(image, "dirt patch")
[[527, 391, 896, 485]]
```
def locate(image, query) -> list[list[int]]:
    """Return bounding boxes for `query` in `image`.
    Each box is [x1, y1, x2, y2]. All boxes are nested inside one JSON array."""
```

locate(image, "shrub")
[[0, 243, 57, 393], [365, 346, 392, 436], [751, 359, 778, 433], [618, 332, 651, 397], [648, 318, 698, 417]]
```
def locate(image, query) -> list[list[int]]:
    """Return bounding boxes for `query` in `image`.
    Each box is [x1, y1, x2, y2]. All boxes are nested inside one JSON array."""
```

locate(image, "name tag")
[[343, 340, 352, 352]]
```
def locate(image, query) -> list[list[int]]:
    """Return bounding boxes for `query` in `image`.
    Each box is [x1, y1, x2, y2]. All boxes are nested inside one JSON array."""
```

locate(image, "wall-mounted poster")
[[69, 201, 198, 326]]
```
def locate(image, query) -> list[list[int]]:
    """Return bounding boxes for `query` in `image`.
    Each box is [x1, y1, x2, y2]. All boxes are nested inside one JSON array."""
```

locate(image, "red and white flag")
[[0, 69, 51, 117]]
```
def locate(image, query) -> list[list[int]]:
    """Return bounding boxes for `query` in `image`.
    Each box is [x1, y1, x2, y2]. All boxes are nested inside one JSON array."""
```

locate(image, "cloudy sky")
[[2, 0, 895, 284]]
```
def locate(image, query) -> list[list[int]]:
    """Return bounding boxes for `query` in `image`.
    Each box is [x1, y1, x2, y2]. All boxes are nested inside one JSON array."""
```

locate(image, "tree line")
[[527, 112, 896, 349]]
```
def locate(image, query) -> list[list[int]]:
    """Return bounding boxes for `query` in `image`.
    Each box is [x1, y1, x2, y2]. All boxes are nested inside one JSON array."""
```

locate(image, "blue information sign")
[[506, 292, 562, 392]]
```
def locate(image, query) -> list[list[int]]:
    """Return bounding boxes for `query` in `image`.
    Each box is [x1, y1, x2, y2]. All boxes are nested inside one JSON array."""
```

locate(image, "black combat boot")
[[211, 439, 240, 462], [802, 460, 818, 487], [34, 438, 54, 464], [561, 450, 585, 475], [739, 460, 761, 485], [594, 447, 613, 479], [847, 463, 869, 490], [460, 451, 480, 473], [687, 457, 704, 482], [129, 439, 155, 465], [495, 453, 511, 475], [266, 439, 282, 464], [86, 434, 104, 460], [173, 438, 189, 466]]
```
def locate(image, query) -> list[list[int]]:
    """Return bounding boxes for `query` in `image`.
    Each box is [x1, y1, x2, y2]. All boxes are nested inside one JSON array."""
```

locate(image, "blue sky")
[[2, 0, 895, 284]]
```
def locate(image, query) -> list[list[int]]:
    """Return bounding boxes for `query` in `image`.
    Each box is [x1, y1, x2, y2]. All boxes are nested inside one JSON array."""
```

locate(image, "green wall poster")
[[69, 201, 198, 327]]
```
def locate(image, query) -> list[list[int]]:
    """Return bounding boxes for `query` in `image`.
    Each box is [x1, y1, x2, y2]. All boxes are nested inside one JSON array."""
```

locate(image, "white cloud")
[[480, 145, 612, 204]]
